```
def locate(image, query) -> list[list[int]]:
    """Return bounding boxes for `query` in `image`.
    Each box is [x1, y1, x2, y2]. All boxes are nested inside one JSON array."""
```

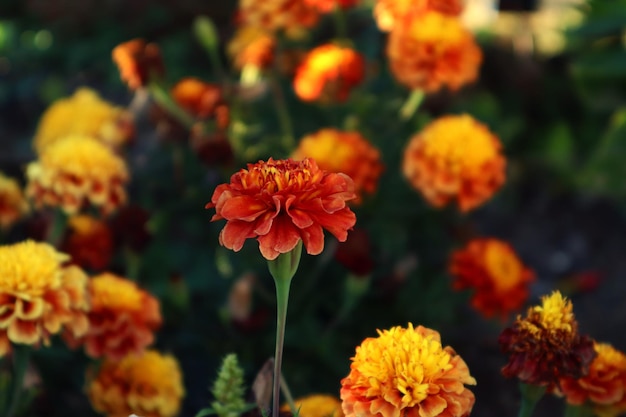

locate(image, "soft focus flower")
[[341, 323, 476, 417], [374, 0, 464, 32], [281, 394, 344, 417], [449, 238, 534, 320], [171, 78, 230, 128], [228, 26, 276, 70], [499, 291, 596, 390], [293, 44, 365, 103], [65, 273, 161, 361], [292, 129, 383, 204], [87, 349, 184, 417], [305, 0, 359, 13], [190, 129, 235, 168], [33, 87, 134, 152], [0, 172, 29, 230], [0, 240, 90, 356], [334, 228, 375, 277], [402, 114, 506, 212], [26, 135, 129, 216], [112, 38, 164, 90], [387, 11, 482, 93], [238, 0, 320, 37], [206, 157, 356, 260], [61, 215, 114, 271]]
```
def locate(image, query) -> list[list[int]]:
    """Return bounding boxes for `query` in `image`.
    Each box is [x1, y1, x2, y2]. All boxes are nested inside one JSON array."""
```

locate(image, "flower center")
[[484, 243, 522, 292], [91, 274, 144, 311]]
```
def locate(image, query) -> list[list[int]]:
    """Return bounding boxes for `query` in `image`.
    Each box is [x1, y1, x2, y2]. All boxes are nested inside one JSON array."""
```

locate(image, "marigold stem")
[[399, 89, 425, 121], [517, 383, 546, 417], [148, 82, 196, 129], [280, 373, 297, 415], [46, 209, 67, 246], [5, 345, 30, 417], [563, 403, 594, 417]]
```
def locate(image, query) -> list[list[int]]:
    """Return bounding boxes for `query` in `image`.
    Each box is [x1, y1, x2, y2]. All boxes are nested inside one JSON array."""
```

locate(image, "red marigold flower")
[[293, 44, 365, 103], [334, 228, 375, 277], [228, 26, 276, 70], [499, 291, 596, 390], [449, 238, 535, 320], [387, 11, 482, 93], [61, 214, 114, 271], [110, 204, 153, 252], [171, 77, 230, 128], [238, 0, 320, 36], [0, 172, 29, 231], [402, 114, 506, 212], [305, 0, 360, 13], [374, 0, 464, 32], [292, 129, 383, 204], [206, 157, 357, 261], [112, 38, 164, 90], [341, 323, 476, 417]]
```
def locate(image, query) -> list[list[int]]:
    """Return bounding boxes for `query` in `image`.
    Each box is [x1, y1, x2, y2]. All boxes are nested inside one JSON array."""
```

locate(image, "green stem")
[[332, 1, 347, 40], [268, 73, 295, 153], [46, 209, 67, 246], [399, 89, 425, 121], [517, 383, 546, 417], [124, 246, 142, 282], [563, 403, 594, 417], [148, 82, 195, 129], [5, 345, 30, 417], [279, 373, 297, 415]]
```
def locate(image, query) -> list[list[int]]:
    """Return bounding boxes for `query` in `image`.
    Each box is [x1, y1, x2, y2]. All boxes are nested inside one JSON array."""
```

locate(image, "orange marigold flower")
[[87, 349, 185, 417], [281, 394, 344, 417], [449, 238, 534, 320], [341, 323, 476, 417], [305, 0, 359, 13], [0, 172, 29, 230], [374, 0, 464, 32], [66, 273, 161, 361], [61, 215, 114, 271], [402, 114, 506, 212], [26, 135, 129, 216], [293, 44, 365, 103], [0, 240, 90, 356], [171, 77, 230, 128], [387, 11, 482, 93], [206, 157, 357, 260], [112, 38, 164, 90], [499, 291, 596, 390], [292, 129, 383, 204], [238, 0, 320, 36], [228, 26, 276, 70], [33, 87, 134, 153]]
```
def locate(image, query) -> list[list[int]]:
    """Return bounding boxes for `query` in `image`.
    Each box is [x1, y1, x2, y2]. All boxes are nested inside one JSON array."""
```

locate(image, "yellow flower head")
[[0, 172, 29, 230], [281, 394, 344, 417], [228, 26, 275, 70], [341, 323, 476, 417], [87, 349, 185, 417], [374, 0, 464, 32], [238, 0, 320, 37], [62, 214, 114, 271], [26, 135, 129, 216]]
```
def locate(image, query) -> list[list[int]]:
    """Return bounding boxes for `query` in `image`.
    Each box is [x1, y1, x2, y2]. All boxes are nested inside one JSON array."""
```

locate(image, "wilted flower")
[[449, 238, 535, 320], [387, 11, 482, 93], [374, 0, 463, 32], [33, 87, 134, 152], [292, 129, 383, 204], [206, 157, 356, 260], [171, 77, 230, 128], [61, 214, 114, 271], [228, 26, 276, 70], [112, 38, 164, 90], [0, 240, 90, 356], [402, 114, 506, 212], [293, 44, 365, 103], [238, 0, 320, 37], [0, 172, 29, 230], [66, 272, 161, 361], [281, 394, 344, 417], [499, 291, 596, 390], [341, 323, 476, 417], [87, 349, 185, 417], [305, 0, 359, 13], [26, 135, 129, 216]]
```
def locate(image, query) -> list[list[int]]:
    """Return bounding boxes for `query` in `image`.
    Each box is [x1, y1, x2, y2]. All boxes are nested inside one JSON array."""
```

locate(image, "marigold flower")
[[238, 0, 320, 36], [387, 11, 482, 93], [374, 0, 464, 32], [293, 44, 365, 103], [402, 114, 506, 212], [66, 272, 161, 361], [0, 240, 90, 356], [334, 228, 375, 277], [292, 129, 383, 204], [305, 0, 359, 13], [26, 135, 129, 216], [228, 26, 276, 70], [33, 87, 134, 152], [449, 238, 534, 320], [281, 394, 344, 417], [499, 291, 596, 390], [206, 157, 356, 260], [0, 172, 29, 230], [87, 349, 185, 417], [341, 323, 476, 417], [61, 215, 113, 271], [112, 38, 164, 90], [171, 78, 230, 128]]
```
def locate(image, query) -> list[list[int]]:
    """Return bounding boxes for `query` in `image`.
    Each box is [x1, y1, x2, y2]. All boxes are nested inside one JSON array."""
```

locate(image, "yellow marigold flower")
[[0, 240, 90, 356], [499, 291, 596, 390], [340, 323, 476, 417], [33, 87, 134, 152], [402, 114, 506, 212], [61, 214, 114, 271], [65, 272, 161, 361], [26, 135, 129, 216], [228, 26, 275, 70], [238, 0, 320, 37], [87, 349, 185, 417], [374, 0, 464, 32], [387, 11, 482, 93], [281, 394, 344, 417], [0, 172, 29, 230], [292, 129, 383, 205]]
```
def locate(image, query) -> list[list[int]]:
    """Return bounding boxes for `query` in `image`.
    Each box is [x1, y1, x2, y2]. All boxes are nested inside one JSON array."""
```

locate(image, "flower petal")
[[221, 195, 269, 221], [219, 220, 257, 252], [257, 215, 301, 260]]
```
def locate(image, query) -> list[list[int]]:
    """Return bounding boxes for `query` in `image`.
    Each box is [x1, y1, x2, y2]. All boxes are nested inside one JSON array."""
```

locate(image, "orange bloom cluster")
[[171, 77, 230, 128], [341, 323, 476, 417], [449, 238, 535, 320], [293, 44, 365, 103], [305, 0, 359, 13], [499, 291, 596, 390], [66, 273, 161, 361], [61, 215, 114, 271], [374, 0, 464, 32], [559, 342, 626, 417], [0, 241, 90, 356], [402, 114, 506, 212], [112, 38, 164, 90], [238, 0, 320, 37], [387, 11, 482, 93], [207, 157, 357, 260], [292, 129, 383, 204], [282, 394, 344, 417], [26, 135, 129, 216], [228, 26, 276, 70], [0, 172, 29, 230], [87, 349, 185, 417]]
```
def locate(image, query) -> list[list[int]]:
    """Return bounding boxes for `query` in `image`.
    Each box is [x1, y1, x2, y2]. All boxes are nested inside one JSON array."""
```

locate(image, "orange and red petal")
[[219, 221, 258, 252], [257, 215, 302, 260]]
